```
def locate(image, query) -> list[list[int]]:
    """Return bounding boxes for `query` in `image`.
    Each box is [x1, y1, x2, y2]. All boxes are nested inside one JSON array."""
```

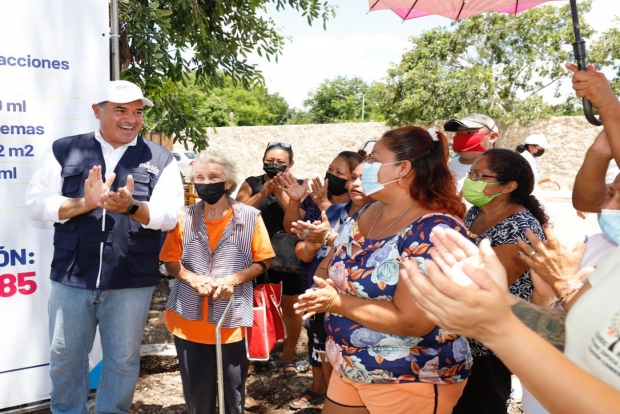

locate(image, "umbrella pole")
[[569, 0, 602, 126]]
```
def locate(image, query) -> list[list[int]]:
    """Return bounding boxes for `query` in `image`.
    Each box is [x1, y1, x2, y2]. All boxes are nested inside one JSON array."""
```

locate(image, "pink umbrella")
[[368, 0, 602, 126]]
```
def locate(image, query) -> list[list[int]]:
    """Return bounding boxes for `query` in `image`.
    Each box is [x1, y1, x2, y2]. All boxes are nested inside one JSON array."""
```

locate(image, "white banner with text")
[[0, 0, 109, 408]]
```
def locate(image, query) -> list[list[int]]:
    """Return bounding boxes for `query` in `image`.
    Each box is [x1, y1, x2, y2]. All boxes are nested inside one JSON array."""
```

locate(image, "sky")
[[255, 0, 620, 109]]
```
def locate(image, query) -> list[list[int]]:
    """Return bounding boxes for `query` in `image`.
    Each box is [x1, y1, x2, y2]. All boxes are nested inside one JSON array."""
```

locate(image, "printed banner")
[[0, 0, 109, 408]]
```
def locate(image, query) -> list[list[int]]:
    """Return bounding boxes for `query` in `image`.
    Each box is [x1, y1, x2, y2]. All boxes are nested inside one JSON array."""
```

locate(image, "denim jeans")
[[48, 281, 155, 414]]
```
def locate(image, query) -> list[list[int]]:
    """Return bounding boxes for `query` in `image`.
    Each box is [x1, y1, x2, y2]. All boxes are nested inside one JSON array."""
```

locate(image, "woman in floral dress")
[[295, 126, 473, 414]]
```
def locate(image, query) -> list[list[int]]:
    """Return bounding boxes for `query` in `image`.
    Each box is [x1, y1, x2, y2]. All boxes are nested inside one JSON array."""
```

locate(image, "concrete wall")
[[176, 116, 602, 191]]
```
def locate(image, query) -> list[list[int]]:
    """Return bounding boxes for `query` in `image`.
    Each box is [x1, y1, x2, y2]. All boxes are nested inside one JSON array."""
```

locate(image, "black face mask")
[[263, 162, 287, 178], [325, 172, 349, 196], [194, 182, 227, 205], [533, 148, 545, 158]]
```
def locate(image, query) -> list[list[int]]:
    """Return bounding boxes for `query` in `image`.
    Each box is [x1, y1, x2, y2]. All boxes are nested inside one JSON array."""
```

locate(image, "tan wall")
[[174, 116, 602, 190]]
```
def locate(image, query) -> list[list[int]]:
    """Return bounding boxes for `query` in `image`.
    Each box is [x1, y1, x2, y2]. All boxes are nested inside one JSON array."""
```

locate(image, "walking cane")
[[215, 298, 234, 414]]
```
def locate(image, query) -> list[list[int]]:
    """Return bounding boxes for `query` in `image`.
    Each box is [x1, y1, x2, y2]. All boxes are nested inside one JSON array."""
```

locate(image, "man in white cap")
[[444, 114, 500, 208], [516, 133, 561, 202], [25, 80, 184, 413]]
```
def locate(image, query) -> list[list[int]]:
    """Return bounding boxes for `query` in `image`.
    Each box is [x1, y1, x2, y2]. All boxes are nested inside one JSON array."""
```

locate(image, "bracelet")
[[527, 291, 558, 308], [555, 278, 580, 299], [557, 281, 584, 306], [301, 243, 315, 258], [322, 229, 335, 247]]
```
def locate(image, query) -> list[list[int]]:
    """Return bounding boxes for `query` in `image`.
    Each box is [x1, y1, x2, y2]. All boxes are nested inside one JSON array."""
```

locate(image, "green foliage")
[[143, 74, 294, 151], [117, 0, 334, 148], [589, 16, 620, 94], [379, 1, 605, 127], [303, 76, 383, 123], [286, 108, 314, 125]]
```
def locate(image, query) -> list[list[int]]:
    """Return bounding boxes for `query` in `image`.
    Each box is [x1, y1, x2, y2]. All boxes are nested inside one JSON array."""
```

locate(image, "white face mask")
[[361, 161, 402, 196]]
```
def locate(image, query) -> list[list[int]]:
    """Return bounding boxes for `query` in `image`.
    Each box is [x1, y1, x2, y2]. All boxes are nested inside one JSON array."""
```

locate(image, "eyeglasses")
[[267, 142, 292, 150], [467, 171, 500, 181]]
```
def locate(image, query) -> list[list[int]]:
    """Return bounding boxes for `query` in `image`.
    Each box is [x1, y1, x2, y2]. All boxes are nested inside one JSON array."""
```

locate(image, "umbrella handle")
[[572, 40, 602, 127], [570, 0, 603, 127], [581, 98, 602, 127]]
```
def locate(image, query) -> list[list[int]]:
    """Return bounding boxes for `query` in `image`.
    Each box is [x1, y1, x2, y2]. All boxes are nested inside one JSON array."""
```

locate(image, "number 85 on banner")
[[0, 272, 37, 298]]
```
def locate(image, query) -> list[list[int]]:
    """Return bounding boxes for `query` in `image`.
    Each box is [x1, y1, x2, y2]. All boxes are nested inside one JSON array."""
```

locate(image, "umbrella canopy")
[[368, 0, 602, 126], [369, 0, 567, 20]]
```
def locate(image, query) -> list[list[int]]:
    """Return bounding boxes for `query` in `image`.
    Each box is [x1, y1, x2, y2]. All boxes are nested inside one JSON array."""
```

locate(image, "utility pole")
[[356, 93, 366, 122], [110, 0, 120, 80]]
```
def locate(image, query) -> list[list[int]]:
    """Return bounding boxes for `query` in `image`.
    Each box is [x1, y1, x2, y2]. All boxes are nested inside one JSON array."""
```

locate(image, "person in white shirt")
[[516, 134, 561, 203], [24, 80, 184, 413], [444, 114, 500, 210]]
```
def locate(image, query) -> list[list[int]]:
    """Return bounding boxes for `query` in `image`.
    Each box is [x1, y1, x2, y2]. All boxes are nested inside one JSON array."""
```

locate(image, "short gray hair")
[[189, 151, 239, 195]]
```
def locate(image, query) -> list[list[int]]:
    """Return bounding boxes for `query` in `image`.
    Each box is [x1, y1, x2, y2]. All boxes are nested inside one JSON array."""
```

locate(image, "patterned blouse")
[[324, 204, 473, 385], [465, 207, 544, 356]]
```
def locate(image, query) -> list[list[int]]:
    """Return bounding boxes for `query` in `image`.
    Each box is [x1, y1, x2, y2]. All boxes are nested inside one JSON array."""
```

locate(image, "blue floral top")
[[324, 204, 473, 384]]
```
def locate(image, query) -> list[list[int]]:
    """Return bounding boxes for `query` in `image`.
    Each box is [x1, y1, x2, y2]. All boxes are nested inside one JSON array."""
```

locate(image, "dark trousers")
[[174, 336, 249, 414], [452, 354, 512, 414]]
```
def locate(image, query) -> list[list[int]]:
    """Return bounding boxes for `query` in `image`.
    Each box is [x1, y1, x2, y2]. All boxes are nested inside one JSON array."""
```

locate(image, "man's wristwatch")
[[123, 200, 140, 215]]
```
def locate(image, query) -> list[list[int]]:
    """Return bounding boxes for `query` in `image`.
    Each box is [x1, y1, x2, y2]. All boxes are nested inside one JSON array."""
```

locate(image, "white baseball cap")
[[524, 133, 552, 149], [444, 114, 499, 133], [95, 80, 154, 107]]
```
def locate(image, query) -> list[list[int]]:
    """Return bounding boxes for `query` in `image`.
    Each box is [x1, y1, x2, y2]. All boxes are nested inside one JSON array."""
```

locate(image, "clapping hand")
[[98, 173, 135, 213], [309, 177, 331, 210], [292, 210, 330, 244], [515, 226, 590, 295], [294, 276, 340, 320], [274, 172, 308, 202], [428, 226, 507, 290], [84, 166, 115, 211], [399, 226, 512, 343]]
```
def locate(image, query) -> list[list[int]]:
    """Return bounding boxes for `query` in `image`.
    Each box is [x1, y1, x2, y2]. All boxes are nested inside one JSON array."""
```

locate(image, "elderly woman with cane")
[[160, 151, 274, 414]]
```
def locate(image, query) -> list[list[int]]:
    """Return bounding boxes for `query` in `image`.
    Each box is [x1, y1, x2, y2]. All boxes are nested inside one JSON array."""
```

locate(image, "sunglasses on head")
[[266, 142, 292, 150]]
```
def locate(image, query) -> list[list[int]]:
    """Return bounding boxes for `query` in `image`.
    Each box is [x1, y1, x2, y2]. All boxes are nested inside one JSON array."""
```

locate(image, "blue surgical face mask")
[[598, 209, 620, 245], [361, 161, 402, 196]]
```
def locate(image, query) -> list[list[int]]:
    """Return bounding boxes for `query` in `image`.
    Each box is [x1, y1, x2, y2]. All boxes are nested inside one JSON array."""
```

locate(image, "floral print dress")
[[324, 204, 473, 385]]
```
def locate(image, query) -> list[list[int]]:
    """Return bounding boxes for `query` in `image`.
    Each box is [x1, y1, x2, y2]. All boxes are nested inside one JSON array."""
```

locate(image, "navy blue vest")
[[50, 132, 173, 289]]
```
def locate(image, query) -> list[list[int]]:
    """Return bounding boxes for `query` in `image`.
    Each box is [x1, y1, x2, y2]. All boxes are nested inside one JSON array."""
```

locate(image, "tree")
[[286, 108, 314, 125], [145, 73, 294, 149], [117, 0, 334, 149], [215, 84, 291, 126], [589, 17, 620, 93], [304, 76, 383, 123], [378, 1, 605, 127]]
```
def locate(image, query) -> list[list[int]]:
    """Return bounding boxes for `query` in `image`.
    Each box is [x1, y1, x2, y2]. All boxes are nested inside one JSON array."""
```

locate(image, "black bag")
[[308, 312, 327, 342], [269, 231, 300, 274]]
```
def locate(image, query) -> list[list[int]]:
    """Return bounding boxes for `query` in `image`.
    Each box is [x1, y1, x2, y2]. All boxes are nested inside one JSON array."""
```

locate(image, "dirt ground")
[[128, 356, 522, 414], [31, 333, 323, 414], [129, 354, 322, 414], [30, 332, 523, 414]]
